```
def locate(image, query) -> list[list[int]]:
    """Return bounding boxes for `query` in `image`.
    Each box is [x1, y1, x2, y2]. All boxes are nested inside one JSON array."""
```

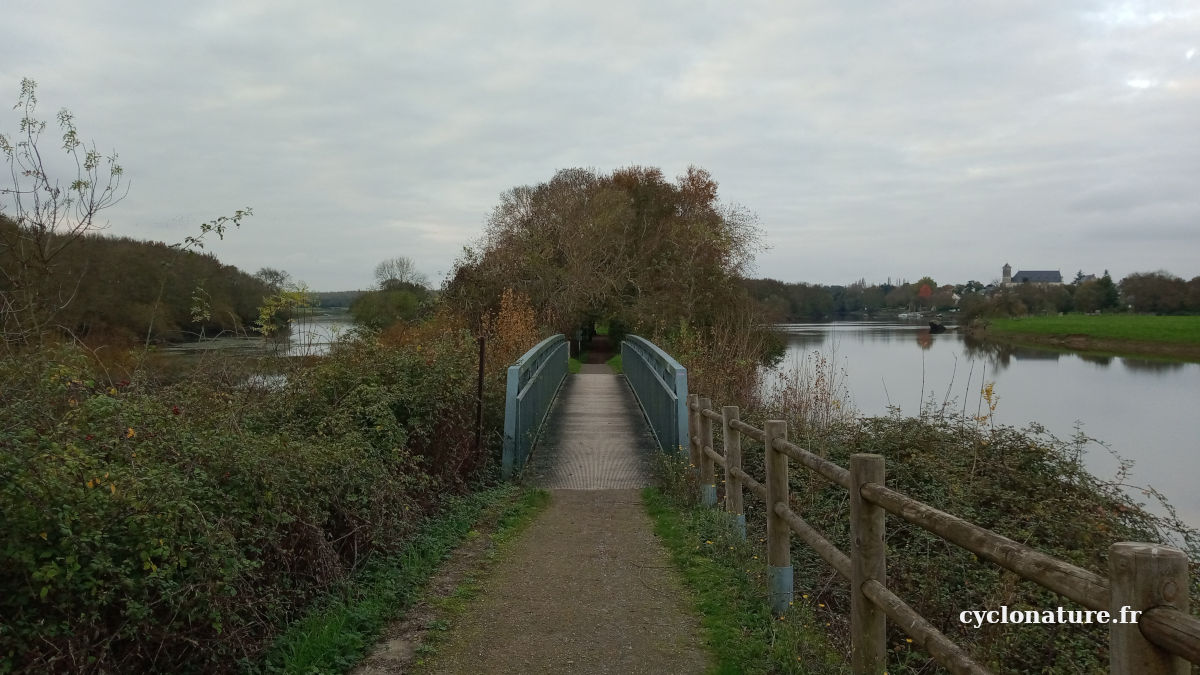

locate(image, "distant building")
[[1001, 263, 1062, 286]]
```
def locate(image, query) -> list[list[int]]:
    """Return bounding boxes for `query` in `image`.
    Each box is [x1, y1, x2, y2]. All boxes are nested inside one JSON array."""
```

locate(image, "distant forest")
[[310, 290, 364, 308], [1, 214, 270, 344], [7, 208, 1196, 347], [744, 272, 1200, 321]]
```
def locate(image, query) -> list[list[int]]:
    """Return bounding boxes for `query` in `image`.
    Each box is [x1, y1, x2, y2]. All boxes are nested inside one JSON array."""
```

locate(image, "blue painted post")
[[620, 335, 688, 455], [502, 363, 520, 480], [673, 364, 688, 453], [501, 334, 568, 480]]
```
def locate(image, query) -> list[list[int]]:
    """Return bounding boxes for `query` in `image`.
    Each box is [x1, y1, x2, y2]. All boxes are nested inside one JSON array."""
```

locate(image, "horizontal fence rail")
[[502, 334, 568, 479], [686, 395, 1198, 675], [621, 335, 688, 455]]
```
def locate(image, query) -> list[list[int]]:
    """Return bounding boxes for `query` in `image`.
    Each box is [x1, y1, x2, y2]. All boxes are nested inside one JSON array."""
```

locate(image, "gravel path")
[[366, 348, 707, 673], [421, 489, 710, 674]]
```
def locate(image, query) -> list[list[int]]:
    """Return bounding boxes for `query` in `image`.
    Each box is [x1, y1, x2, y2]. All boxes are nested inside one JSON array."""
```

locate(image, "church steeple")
[[1002, 263, 1012, 285]]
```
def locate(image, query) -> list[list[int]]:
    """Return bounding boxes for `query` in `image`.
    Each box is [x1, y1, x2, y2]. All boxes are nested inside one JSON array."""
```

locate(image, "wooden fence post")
[[764, 420, 792, 616], [686, 394, 699, 475], [1109, 542, 1190, 675], [722, 405, 745, 539], [699, 396, 716, 507], [850, 454, 886, 674]]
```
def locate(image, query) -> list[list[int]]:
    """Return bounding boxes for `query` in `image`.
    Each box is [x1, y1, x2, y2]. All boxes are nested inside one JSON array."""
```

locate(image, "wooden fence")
[[686, 394, 1200, 674]]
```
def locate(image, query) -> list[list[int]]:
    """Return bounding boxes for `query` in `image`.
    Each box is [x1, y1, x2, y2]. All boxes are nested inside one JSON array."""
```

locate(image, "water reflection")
[[961, 333, 1016, 370], [1078, 353, 1114, 366], [776, 321, 1200, 526], [775, 324, 827, 348], [1121, 358, 1188, 373], [915, 331, 932, 350], [162, 311, 354, 358]]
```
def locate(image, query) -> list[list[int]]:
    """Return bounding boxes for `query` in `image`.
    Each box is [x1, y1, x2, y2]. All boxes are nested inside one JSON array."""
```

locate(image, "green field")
[[989, 314, 1200, 345]]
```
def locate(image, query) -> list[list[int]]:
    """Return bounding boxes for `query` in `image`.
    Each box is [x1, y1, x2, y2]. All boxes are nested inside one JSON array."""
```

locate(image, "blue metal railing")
[[502, 334, 569, 479], [621, 335, 688, 453]]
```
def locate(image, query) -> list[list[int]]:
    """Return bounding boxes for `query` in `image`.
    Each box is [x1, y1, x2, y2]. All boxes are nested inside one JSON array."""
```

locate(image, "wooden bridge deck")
[[523, 368, 658, 489]]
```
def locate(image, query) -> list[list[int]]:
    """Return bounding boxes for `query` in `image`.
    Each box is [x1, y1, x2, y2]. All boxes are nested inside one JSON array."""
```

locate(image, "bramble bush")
[[0, 324, 498, 673]]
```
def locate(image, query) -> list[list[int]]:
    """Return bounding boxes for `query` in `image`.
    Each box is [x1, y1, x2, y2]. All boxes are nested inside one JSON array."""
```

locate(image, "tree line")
[[1, 214, 271, 345], [743, 271, 1200, 322]]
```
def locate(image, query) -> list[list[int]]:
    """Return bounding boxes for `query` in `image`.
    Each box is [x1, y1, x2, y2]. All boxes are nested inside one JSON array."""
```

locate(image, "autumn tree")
[[442, 166, 760, 335]]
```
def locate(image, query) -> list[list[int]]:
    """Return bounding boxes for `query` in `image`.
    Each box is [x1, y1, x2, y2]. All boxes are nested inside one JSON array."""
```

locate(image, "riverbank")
[[976, 314, 1200, 362]]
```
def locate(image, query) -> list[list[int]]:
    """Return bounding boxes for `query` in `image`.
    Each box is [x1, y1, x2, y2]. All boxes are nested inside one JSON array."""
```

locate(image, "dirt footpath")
[[421, 489, 710, 674]]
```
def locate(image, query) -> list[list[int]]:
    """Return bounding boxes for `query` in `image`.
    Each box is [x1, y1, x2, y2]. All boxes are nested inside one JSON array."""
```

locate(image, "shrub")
[[0, 327, 493, 673]]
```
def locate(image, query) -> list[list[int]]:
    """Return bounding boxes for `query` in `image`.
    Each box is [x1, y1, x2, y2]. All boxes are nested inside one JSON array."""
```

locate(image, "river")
[[161, 309, 355, 358], [775, 320, 1200, 527]]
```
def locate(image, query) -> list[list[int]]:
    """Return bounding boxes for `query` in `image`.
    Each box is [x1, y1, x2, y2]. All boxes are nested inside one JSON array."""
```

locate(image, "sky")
[[2, 1, 1198, 291]]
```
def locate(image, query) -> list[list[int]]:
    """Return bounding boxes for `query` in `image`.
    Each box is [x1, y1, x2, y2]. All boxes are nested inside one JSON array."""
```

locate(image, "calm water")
[[162, 310, 355, 358], [775, 321, 1200, 526]]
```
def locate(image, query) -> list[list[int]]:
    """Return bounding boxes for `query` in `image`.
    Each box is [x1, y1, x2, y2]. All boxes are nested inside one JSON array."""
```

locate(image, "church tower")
[[1002, 263, 1012, 285]]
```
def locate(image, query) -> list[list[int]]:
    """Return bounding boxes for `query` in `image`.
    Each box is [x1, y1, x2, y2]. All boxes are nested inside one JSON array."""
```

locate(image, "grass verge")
[[257, 485, 547, 674], [988, 314, 1200, 344], [605, 353, 622, 373], [568, 348, 587, 374], [642, 488, 847, 675]]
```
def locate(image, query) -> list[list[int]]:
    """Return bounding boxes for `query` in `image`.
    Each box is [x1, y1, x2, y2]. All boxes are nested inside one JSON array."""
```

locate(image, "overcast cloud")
[[2, 0, 1197, 290]]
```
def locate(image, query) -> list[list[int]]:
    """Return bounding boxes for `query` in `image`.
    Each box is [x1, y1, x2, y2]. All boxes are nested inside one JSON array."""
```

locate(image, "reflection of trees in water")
[[1011, 348, 1060, 361], [961, 334, 1073, 370], [1121, 358, 1187, 373], [962, 334, 1013, 370], [1077, 353, 1114, 367], [783, 331, 827, 349]]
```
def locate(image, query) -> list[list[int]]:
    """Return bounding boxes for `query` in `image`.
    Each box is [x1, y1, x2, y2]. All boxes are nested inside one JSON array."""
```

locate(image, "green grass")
[[605, 353, 622, 373], [989, 314, 1200, 344], [258, 486, 548, 674], [568, 348, 588, 374], [642, 488, 847, 675]]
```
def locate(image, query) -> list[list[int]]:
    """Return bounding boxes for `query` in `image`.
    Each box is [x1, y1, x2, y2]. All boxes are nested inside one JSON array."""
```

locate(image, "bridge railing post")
[[721, 405, 745, 538], [501, 364, 520, 480], [699, 397, 716, 507], [673, 362, 688, 454], [764, 420, 792, 616], [501, 334, 568, 480], [1109, 542, 1190, 675], [850, 453, 886, 674]]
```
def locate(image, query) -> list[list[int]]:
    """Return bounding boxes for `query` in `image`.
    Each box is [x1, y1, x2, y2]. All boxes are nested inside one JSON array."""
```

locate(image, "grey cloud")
[[1, 0, 1197, 290]]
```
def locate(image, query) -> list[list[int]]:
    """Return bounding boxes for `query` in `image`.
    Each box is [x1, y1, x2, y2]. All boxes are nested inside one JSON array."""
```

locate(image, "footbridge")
[[501, 333, 686, 488], [500, 333, 1200, 675]]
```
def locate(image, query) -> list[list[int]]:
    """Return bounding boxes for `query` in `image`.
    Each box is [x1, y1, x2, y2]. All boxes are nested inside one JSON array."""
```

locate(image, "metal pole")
[[475, 334, 485, 454]]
